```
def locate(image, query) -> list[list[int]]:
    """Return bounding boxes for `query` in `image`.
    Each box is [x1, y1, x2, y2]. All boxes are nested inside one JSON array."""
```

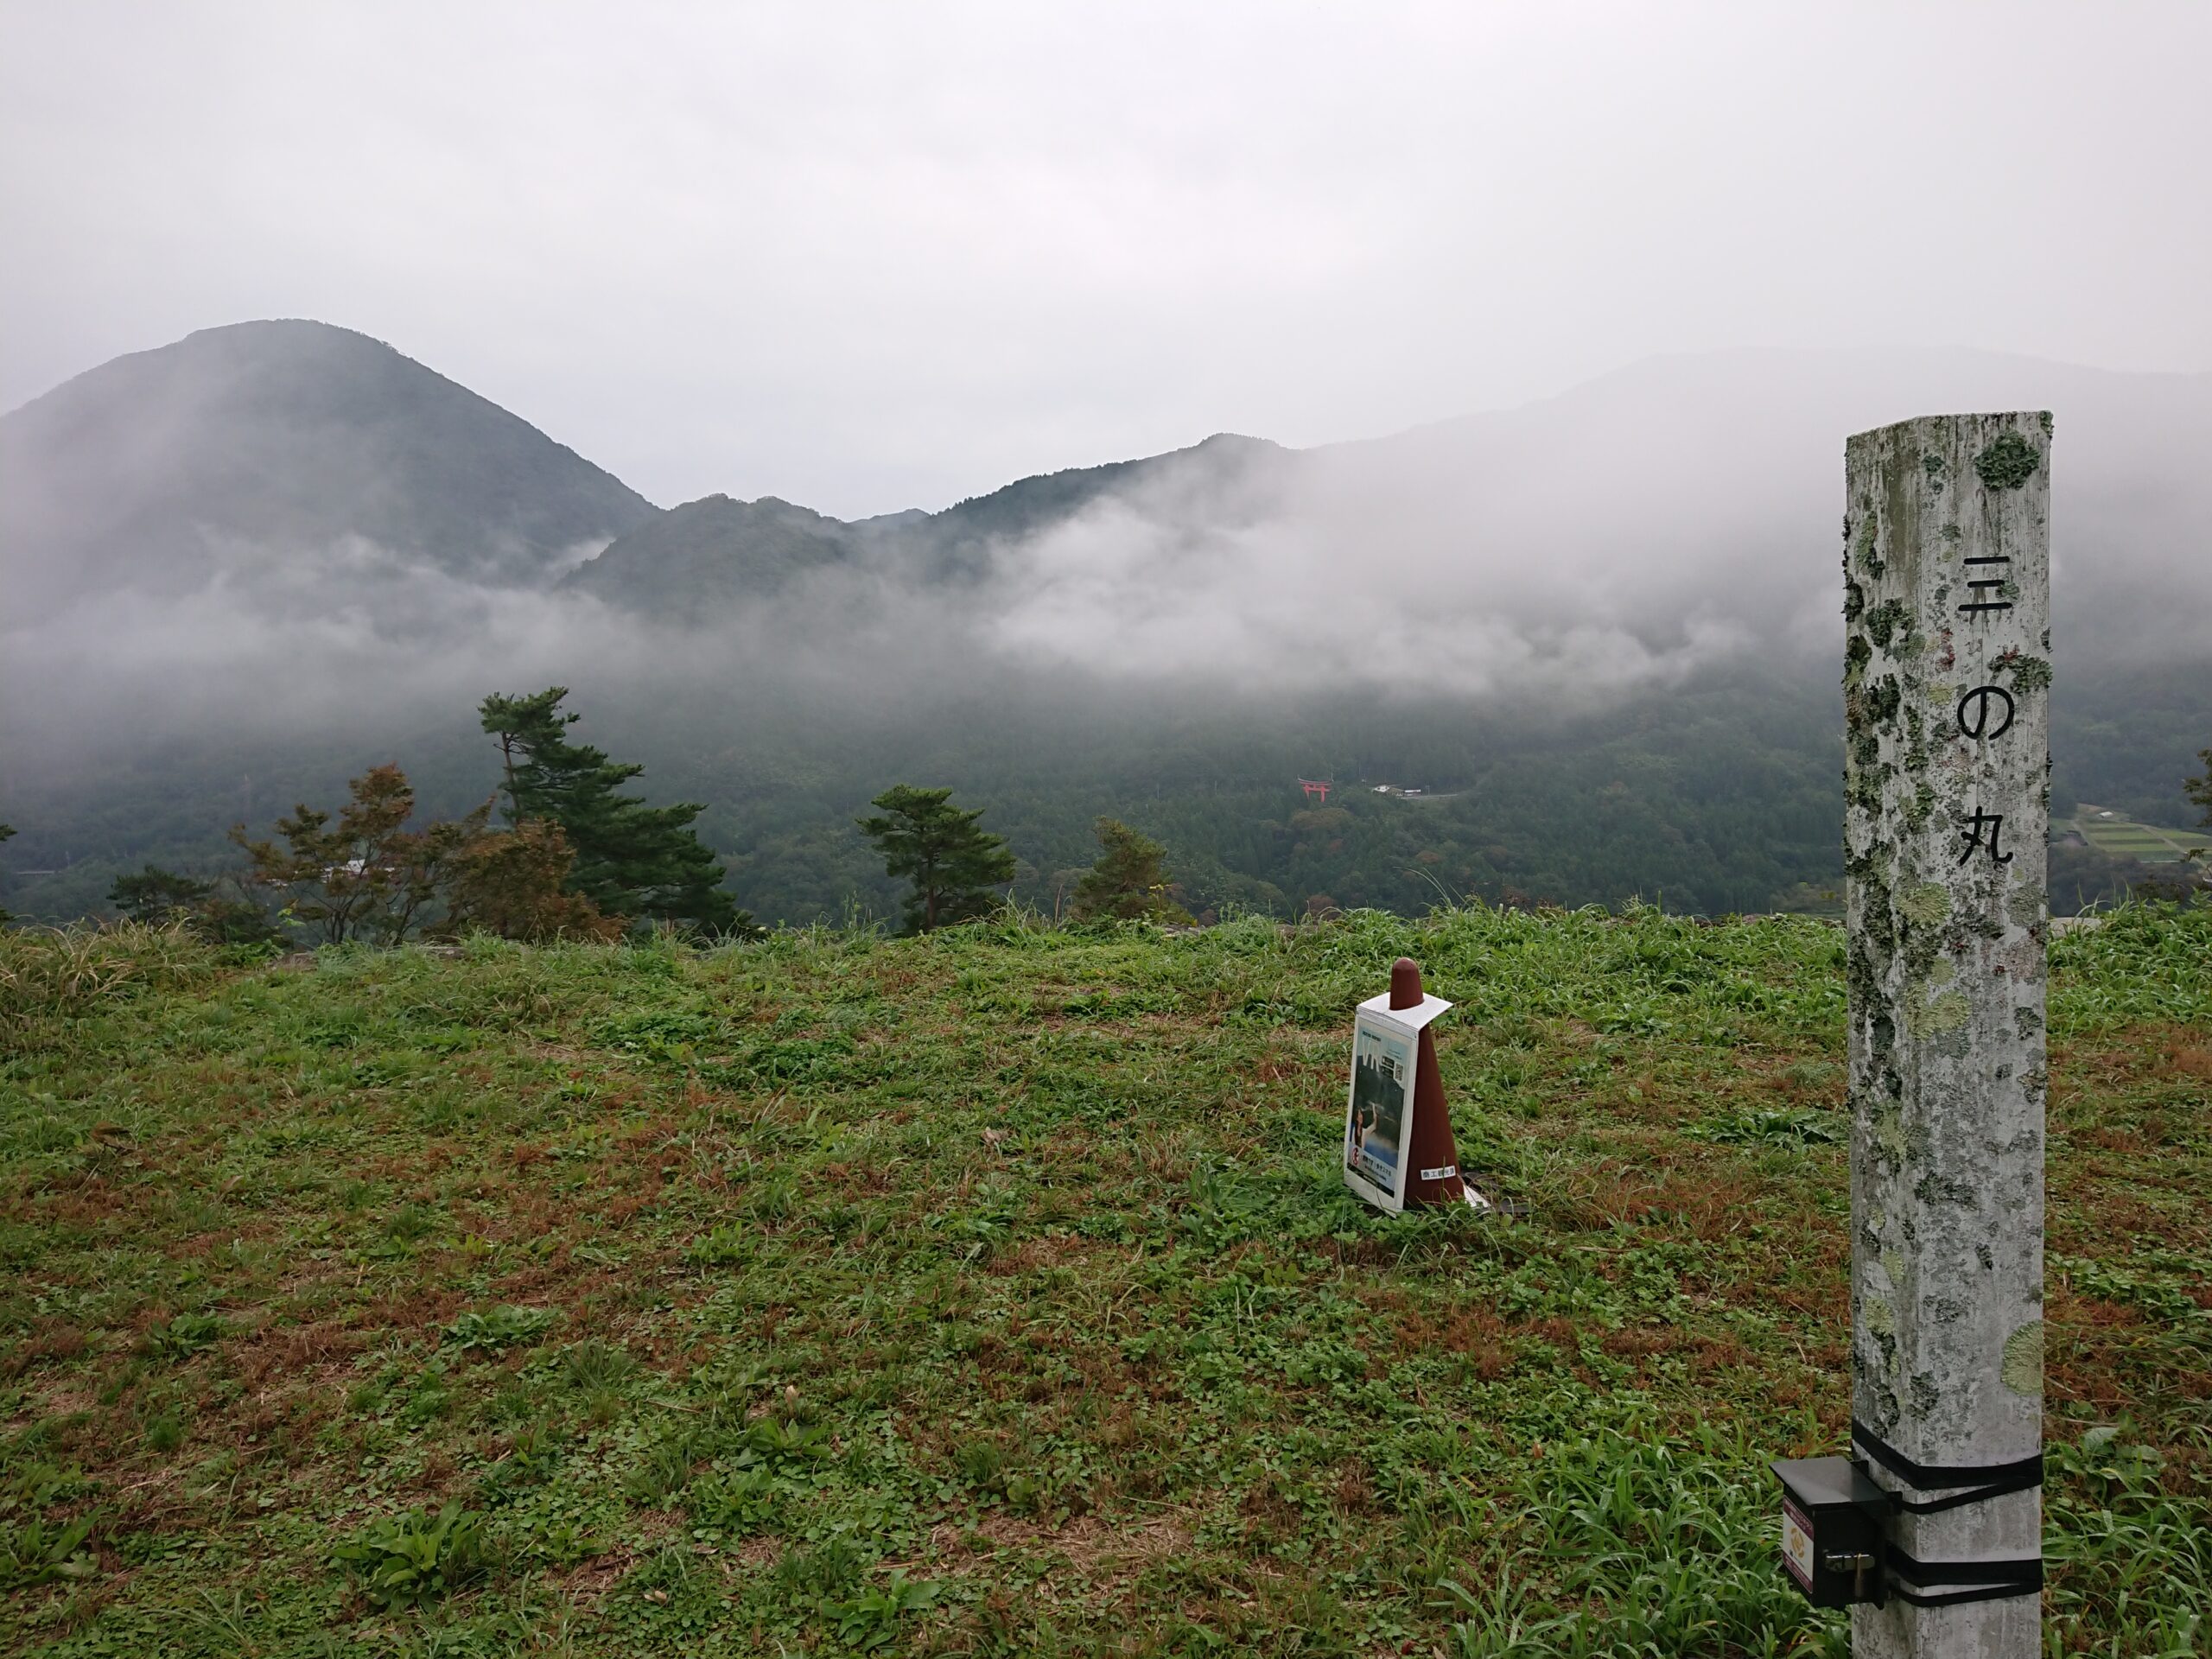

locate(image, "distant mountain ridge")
[[564, 431, 1294, 616], [3, 325, 2207, 931], [559, 349, 2212, 677], [0, 319, 658, 625], [12, 322, 2206, 674], [562, 494, 859, 610]]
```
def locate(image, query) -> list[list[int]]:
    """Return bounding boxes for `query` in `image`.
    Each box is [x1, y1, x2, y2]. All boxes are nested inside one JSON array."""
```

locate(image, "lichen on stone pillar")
[[1844, 411, 2050, 1657]]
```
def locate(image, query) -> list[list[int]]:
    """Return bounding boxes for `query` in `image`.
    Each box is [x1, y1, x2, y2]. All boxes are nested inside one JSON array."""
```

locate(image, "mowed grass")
[[2, 904, 2208, 1657]]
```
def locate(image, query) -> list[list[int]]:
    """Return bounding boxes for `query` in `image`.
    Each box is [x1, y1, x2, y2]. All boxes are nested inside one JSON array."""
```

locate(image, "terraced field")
[[2067, 806, 2211, 865]]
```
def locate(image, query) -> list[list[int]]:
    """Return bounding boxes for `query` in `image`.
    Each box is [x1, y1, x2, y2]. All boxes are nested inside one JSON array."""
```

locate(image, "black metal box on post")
[[1772, 1457, 1889, 1608]]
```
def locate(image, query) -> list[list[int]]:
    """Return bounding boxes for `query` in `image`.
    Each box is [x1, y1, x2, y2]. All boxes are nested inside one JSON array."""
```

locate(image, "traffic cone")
[[1391, 958, 1488, 1211]]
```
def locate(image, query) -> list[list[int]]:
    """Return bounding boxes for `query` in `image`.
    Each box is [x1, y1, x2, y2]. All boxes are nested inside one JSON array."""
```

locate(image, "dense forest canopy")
[[5, 658, 2201, 929]]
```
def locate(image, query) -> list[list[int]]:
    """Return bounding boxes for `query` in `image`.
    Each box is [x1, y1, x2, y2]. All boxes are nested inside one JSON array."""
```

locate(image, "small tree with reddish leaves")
[[438, 817, 624, 944], [232, 765, 487, 946]]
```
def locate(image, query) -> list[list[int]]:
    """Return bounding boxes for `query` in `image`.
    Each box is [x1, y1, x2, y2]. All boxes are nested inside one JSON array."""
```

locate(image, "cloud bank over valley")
[[2, 321, 2207, 923]]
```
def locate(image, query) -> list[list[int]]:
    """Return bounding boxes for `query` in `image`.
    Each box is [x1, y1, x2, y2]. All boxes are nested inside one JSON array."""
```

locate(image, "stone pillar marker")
[[1843, 412, 2050, 1655]]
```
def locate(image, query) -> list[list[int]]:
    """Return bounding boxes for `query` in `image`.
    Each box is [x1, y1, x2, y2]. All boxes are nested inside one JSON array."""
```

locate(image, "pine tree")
[[479, 688, 752, 934], [110, 866, 278, 944], [1070, 818, 1189, 923], [856, 785, 1016, 934], [2185, 743, 2212, 869], [109, 866, 214, 921]]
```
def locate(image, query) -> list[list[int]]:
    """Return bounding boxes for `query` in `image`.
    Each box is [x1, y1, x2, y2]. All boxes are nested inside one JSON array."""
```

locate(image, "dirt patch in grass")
[[946, 1507, 1194, 1590]]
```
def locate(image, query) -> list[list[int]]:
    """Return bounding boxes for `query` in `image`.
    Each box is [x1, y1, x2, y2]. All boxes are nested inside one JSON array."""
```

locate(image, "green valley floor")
[[2, 905, 2207, 1656]]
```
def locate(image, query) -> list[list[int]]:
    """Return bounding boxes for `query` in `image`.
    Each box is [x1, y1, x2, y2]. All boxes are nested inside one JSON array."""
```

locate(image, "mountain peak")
[[0, 320, 658, 622], [563, 489, 858, 614]]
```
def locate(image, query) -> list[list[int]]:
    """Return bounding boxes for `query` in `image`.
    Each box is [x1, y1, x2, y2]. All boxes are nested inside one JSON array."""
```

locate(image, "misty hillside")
[[1306, 347, 2212, 667], [910, 429, 1294, 579], [560, 349, 2210, 690], [0, 319, 658, 625], [563, 494, 864, 614], [2, 326, 2207, 931], [567, 432, 1295, 617]]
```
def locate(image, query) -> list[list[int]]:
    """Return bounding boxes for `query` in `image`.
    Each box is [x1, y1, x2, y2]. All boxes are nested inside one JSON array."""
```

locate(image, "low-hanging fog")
[[3, 325, 2207, 924], [6, 343, 2207, 755]]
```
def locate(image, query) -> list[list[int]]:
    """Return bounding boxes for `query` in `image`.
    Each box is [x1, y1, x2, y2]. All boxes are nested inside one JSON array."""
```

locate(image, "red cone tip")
[[1389, 957, 1422, 1009]]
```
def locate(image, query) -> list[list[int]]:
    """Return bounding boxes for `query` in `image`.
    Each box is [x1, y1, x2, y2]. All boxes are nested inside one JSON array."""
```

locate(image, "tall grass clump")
[[0, 921, 222, 1037]]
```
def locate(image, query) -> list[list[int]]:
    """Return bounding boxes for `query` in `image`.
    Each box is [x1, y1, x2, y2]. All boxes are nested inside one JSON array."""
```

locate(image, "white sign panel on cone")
[[1342, 1007, 1418, 1212], [1355, 989, 1452, 1032]]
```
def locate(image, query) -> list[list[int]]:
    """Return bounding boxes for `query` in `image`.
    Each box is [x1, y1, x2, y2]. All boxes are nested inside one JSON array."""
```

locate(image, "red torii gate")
[[1298, 779, 1332, 803]]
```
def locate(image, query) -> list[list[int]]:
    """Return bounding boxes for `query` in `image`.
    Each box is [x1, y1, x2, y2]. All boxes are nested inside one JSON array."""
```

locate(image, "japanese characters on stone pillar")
[[1843, 412, 2050, 1655]]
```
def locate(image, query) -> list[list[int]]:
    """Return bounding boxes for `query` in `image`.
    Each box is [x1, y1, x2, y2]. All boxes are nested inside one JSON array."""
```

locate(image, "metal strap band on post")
[[1884, 1542, 2044, 1607], [1852, 1420, 2044, 1511]]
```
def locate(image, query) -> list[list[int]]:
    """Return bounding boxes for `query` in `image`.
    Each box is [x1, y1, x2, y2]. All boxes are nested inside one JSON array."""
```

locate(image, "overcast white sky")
[[3, 2, 2208, 518]]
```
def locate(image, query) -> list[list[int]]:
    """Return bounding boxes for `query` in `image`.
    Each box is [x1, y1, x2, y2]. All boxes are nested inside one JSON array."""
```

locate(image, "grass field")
[[3, 905, 2209, 1656], [2067, 807, 2212, 866]]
